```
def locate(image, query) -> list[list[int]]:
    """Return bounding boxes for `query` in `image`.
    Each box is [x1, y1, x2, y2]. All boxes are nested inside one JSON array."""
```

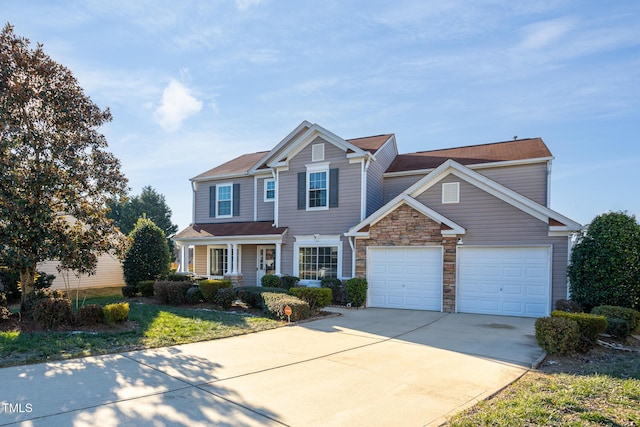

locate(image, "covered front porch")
[[173, 222, 288, 286]]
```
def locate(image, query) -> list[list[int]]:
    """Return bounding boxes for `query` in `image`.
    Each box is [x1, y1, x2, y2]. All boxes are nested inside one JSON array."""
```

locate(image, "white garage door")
[[367, 247, 442, 311], [457, 246, 551, 317]]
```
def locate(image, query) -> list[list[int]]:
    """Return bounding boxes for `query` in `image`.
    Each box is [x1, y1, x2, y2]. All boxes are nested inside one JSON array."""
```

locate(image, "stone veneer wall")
[[354, 204, 458, 312]]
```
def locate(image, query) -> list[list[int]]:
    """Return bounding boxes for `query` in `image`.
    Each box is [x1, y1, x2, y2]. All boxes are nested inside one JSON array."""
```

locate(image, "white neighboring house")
[[38, 252, 124, 291]]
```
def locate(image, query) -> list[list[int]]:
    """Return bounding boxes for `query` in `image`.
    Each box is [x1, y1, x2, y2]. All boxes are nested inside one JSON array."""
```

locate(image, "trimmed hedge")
[[186, 286, 204, 304], [321, 278, 344, 305], [261, 274, 280, 288], [345, 278, 368, 308], [289, 287, 332, 311], [215, 287, 237, 310], [122, 285, 139, 298], [234, 286, 288, 308], [554, 299, 583, 313], [592, 305, 640, 331], [137, 280, 155, 297], [262, 292, 310, 321], [32, 296, 73, 329], [104, 302, 129, 325], [21, 288, 66, 314], [75, 304, 105, 325], [166, 273, 192, 282], [535, 317, 581, 355], [166, 282, 193, 305], [279, 275, 300, 290], [551, 310, 607, 350], [199, 279, 232, 303]]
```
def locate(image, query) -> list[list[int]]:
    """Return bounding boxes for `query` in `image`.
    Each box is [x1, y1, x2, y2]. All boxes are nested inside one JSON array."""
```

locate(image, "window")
[[312, 143, 325, 162], [209, 248, 229, 276], [217, 184, 232, 216], [308, 171, 327, 208], [298, 246, 338, 280], [264, 179, 275, 202], [442, 182, 460, 204]]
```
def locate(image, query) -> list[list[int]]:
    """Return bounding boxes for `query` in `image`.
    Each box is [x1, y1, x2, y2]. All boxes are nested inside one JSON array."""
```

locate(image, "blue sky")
[[5, 1, 640, 231]]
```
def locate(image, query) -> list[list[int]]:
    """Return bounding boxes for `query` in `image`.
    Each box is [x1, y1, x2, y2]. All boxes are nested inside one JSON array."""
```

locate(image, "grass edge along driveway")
[[0, 296, 281, 368]]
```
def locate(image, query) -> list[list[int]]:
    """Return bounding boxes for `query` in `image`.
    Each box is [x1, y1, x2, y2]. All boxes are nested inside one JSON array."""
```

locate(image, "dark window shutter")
[[329, 168, 339, 208], [233, 183, 240, 216], [297, 172, 306, 210], [209, 185, 216, 217]]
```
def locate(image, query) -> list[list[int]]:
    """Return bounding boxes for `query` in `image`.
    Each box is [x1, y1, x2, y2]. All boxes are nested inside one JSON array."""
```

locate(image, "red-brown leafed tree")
[[0, 23, 128, 304]]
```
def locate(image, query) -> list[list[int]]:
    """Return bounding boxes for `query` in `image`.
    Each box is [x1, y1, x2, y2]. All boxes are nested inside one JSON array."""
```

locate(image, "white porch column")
[[179, 244, 187, 272], [226, 243, 232, 274], [232, 243, 239, 274], [275, 242, 282, 276]]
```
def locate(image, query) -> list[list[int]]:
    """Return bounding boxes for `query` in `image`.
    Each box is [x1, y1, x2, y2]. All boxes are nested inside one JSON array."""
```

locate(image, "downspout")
[[273, 169, 279, 227], [348, 236, 356, 278], [547, 160, 552, 207], [191, 180, 197, 224]]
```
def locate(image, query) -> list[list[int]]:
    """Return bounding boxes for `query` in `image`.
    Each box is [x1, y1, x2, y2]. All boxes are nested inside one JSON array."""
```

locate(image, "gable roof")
[[192, 151, 269, 181], [386, 138, 552, 173], [347, 134, 394, 154], [347, 159, 581, 237]]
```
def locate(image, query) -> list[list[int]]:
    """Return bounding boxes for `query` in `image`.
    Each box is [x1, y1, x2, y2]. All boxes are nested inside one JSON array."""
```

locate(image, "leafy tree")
[[0, 24, 127, 303], [108, 186, 178, 260], [122, 217, 170, 287], [108, 186, 178, 236], [568, 211, 640, 310]]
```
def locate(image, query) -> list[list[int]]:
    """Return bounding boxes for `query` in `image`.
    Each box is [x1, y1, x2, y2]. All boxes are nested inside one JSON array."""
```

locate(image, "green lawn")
[[447, 349, 640, 426], [0, 294, 281, 368]]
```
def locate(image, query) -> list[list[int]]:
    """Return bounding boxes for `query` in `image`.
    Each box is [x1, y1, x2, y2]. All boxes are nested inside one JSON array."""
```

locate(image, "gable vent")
[[312, 143, 325, 162], [442, 182, 460, 204]]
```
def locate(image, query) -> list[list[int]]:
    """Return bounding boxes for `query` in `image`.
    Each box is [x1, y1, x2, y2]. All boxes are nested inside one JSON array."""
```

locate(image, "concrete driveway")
[[0, 308, 542, 426]]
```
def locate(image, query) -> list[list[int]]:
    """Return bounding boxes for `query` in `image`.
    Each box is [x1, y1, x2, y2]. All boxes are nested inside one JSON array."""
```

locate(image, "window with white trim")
[[308, 170, 327, 208], [264, 179, 275, 202], [217, 184, 232, 216], [442, 182, 460, 204], [298, 246, 338, 280]]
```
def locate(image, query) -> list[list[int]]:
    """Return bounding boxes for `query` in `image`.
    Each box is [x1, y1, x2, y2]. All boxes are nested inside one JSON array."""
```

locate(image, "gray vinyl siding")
[[277, 137, 360, 278], [256, 176, 275, 221], [475, 162, 548, 206], [415, 176, 569, 305], [367, 139, 397, 216], [194, 176, 254, 223], [383, 174, 423, 203], [43, 253, 124, 290]]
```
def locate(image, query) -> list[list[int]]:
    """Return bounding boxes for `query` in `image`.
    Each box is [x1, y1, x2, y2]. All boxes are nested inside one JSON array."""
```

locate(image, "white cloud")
[[235, 0, 262, 11], [517, 18, 575, 50], [155, 79, 203, 132]]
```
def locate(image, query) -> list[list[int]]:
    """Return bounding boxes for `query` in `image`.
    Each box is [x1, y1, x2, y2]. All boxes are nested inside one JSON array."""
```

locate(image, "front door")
[[257, 246, 276, 286]]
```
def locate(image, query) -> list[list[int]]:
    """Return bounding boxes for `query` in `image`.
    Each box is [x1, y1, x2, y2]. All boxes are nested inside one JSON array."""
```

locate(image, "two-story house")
[[174, 121, 581, 318]]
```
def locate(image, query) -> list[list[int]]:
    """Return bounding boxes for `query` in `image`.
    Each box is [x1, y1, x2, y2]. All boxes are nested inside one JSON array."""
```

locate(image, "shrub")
[[234, 286, 288, 308], [166, 282, 192, 305], [33, 272, 55, 290], [122, 217, 171, 287], [261, 274, 280, 288], [166, 273, 192, 282], [21, 288, 66, 313], [262, 292, 310, 321], [551, 310, 607, 350], [568, 212, 640, 311], [122, 285, 139, 298], [0, 267, 20, 303], [33, 297, 73, 329], [345, 278, 368, 308], [153, 281, 169, 303], [137, 280, 155, 297], [199, 279, 233, 303], [75, 304, 105, 325], [279, 275, 300, 290], [535, 317, 581, 355], [606, 318, 631, 340], [186, 286, 204, 304], [321, 278, 344, 305], [554, 299, 583, 313], [591, 305, 640, 331], [215, 287, 237, 310], [0, 306, 11, 321], [103, 302, 129, 325], [0, 292, 6, 307], [289, 287, 332, 311]]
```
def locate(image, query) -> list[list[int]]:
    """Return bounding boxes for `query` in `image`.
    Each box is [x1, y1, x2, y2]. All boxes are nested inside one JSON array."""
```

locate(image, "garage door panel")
[[368, 247, 442, 311], [458, 247, 550, 317]]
